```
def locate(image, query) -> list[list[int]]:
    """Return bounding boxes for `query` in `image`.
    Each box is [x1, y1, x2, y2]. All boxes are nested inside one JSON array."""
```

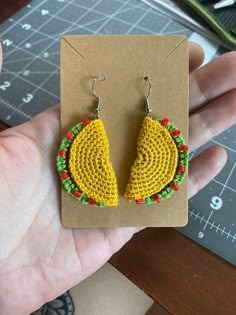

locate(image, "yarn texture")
[[56, 118, 118, 207], [69, 119, 118, 206], [125, 116, 188, 204], [125, 117, 178, 201]]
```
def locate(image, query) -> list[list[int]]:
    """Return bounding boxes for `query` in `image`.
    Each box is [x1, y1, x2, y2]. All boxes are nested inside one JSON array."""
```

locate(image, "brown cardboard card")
[[60, 35, 189, 228]]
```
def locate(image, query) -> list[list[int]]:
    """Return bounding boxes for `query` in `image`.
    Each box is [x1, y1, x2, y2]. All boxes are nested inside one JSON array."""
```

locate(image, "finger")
[[189, 41, 205, 72], [0, 42, 2, 72], [189, 89, 236, 152], [188, 146, 227, 199], [190, 51, 236, 112], [71, 227, 140, 283], [31, 104, 60, 147], [6, 104, 60, 148]]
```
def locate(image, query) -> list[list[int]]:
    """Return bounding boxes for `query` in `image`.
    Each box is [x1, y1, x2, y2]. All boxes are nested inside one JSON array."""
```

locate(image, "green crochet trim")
[[56, 121, 107, 208], [142, 119, 188, 205]]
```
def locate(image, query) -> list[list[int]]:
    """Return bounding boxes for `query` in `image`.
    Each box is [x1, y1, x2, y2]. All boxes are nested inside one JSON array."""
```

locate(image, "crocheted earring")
[[57, 76, 118, 207], [125, 76, 188, 205]]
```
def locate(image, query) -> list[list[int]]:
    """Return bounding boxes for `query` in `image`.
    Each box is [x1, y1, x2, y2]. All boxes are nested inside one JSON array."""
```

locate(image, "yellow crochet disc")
[[125, 117, 178, 201], [68, 119, 118, 206]]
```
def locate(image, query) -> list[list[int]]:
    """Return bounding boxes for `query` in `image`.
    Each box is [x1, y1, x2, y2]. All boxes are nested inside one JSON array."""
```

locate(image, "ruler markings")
[[0, 96, 32, 120], [0, 0, 48, 39], [3, 0, 75, 83], [126, 6, 152, 34], [3, 0, 73, 61], [189, 209, 235, 241], [203, 210, 213, 231], [221, 227, 226, 236], [4, 1, 144, 52], [220, 161, 236, 197], [3, 0, 106, 80], [3, 42, 60, 69], [92, 0, 132, 34], [10, 68, 59, 115], [1, 66, 60, 100], [210, 221, 215, 229], [213, 179, 236, 194], [6, 0, 104, 116]]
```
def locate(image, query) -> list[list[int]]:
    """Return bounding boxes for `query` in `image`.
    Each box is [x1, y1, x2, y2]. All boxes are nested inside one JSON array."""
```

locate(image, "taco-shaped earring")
[[124, 76, 188, 205], [57, 76, 118, 207]]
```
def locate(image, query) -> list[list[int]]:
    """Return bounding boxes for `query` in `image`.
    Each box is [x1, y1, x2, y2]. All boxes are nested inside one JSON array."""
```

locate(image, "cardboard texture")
[[70, 263, 154, 315], [60, 35, 189, 228]]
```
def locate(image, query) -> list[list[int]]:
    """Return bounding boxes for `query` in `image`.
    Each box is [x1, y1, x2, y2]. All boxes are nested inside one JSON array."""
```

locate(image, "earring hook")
[[92, 76, 105, 118], [144, 76, 152, 118]]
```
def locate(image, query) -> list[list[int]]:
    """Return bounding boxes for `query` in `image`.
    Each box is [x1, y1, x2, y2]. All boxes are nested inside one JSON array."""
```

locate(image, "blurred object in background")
[[184, 0, 236, 49], [213, 0, 236, 10], [141, 0, 236, 49], [0, 0, 31, 24]]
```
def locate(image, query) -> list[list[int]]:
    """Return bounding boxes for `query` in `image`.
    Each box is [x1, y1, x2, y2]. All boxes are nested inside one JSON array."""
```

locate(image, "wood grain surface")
[[0, 0, 31, 23], [110, 228, 236, 315]]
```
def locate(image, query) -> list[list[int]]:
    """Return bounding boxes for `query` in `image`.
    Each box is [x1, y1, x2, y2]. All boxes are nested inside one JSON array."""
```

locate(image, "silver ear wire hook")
[[92, 76, 105, 118], [144, 76, 152, 118]]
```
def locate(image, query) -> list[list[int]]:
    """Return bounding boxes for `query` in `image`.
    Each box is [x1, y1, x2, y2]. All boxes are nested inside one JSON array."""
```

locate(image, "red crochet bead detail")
[[171, 182, 179, 191], [88, 198, 96, 205], [180, 145, 188, 151], [171, 130, 180, 137], [74, 191, 82, 198], [161, 118, 169, 126], [83, 118, 90, 126], [59, 149, 66, 157], [153, 195, 161, 203], [178, 165, 185, 174], [61, 172, 69, 180], [136, 199, 145, 205], [65, 131, 73, 140]]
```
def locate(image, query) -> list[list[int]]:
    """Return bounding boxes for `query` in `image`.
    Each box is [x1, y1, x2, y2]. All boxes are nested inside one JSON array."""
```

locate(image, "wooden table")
[[110, 228, 236, 314], [0, 0, 31, 23]]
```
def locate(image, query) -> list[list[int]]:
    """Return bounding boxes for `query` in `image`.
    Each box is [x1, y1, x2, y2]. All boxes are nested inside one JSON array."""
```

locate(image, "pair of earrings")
[[57, 76, 188, 207]]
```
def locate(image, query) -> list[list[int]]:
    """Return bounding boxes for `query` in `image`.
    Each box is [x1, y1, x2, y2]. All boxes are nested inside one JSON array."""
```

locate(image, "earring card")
[[60, 35, 189, 228]]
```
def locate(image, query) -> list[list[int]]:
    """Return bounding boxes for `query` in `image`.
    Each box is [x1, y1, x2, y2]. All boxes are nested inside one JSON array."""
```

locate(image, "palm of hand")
[[0, 46, 236, 315], [0, 108, 135, 314]]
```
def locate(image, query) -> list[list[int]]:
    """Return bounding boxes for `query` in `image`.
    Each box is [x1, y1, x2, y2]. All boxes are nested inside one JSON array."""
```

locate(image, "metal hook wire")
[[92, 76, 105, 118], [144, 76, 152, 117]]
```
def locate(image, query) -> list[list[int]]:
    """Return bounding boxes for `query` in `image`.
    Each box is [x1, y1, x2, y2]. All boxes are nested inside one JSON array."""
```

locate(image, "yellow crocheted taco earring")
[[124, 76, 188, 205], [57, 76, 118, 207]]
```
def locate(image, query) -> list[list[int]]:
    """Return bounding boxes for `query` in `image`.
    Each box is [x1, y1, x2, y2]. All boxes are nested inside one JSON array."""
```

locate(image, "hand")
[[0, 43, 235, 315]]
